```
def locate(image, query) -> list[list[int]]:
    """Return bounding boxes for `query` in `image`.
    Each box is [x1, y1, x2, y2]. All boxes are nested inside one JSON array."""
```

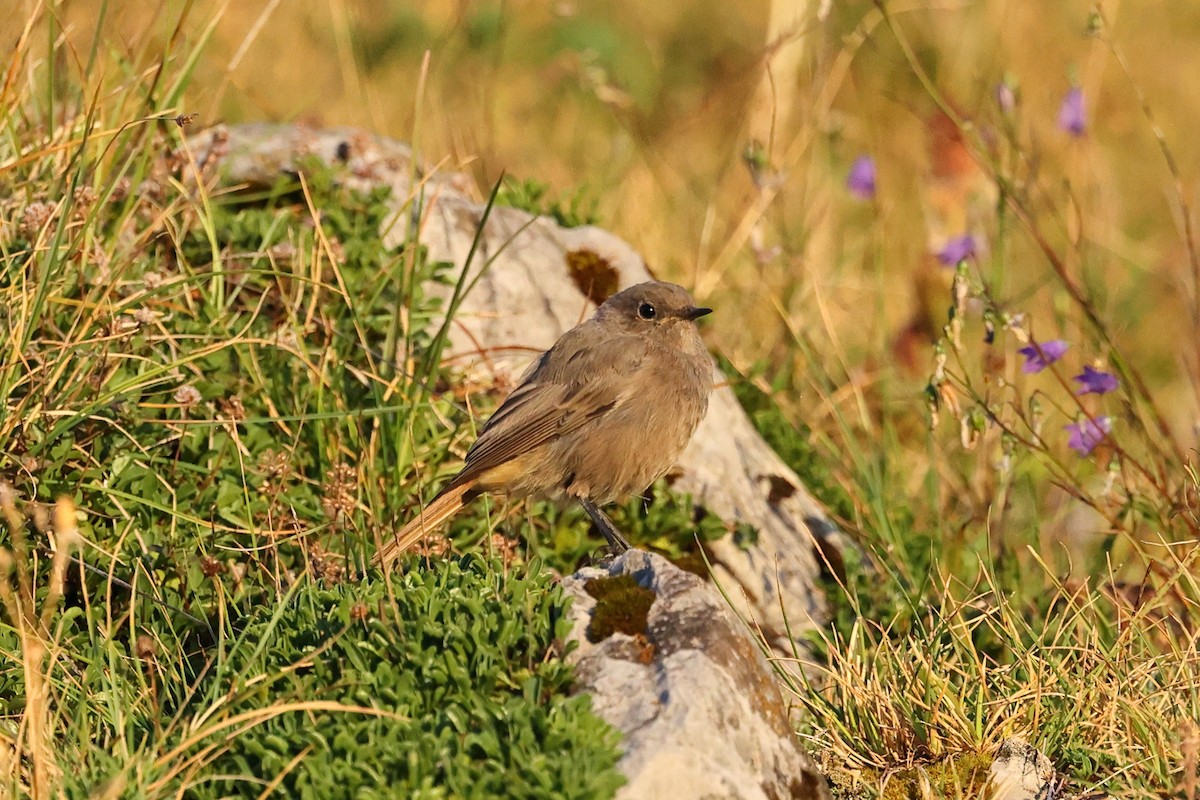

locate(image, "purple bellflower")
[[1066, 416, 1111, 456], [1073, 365, 1119, 395], [996, 81, 1016, 115], [937, 234, 977, 266], [1059, 87, 1087, 137], [846, 155, 876, 200], [1018, 340, 1069, 373]]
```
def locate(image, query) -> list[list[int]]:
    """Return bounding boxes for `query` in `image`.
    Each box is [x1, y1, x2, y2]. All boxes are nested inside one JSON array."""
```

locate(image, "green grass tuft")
[[494, 176, 600, 229]]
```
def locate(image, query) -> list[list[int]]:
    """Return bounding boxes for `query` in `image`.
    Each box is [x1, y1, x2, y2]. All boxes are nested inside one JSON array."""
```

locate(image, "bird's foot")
[[578, 497, 632, 555]]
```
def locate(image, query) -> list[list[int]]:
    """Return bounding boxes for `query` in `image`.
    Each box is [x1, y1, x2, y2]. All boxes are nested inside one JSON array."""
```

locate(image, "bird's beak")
[[685, 306, 713, 320]]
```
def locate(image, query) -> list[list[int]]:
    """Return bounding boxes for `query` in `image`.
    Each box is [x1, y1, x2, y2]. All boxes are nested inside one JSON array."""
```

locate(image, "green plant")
[[494, 176, 600, 228], [155, 557, 623, 799]]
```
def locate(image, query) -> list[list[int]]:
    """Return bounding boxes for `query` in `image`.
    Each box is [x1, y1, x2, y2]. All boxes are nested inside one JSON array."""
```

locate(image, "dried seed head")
[[489, 533, 520, 564], [73, 185, 98, 211], [268, 241, 297, 262], [220, 396, 246, 422], [135, 634, 157, 660], [421, 534, 452, 557], [325, 237, 345, 265], [199, 555, 223, 578], [258, 449, 292, 479], [173, 384, 202, 407], [309, 543, 346, 584], [20, 201, 56, 239], [138, 178, 166, 203], [108, 316, 139, 337], [110, 177, 132, 202], [131, 307, 161, 325], [321, 463, 358, 522]]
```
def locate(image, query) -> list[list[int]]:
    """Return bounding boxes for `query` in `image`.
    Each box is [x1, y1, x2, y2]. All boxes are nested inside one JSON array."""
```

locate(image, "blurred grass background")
[[0, 4, 1192, 350], [4, 0, 1200, 796], [9, 0, 1199, 427]]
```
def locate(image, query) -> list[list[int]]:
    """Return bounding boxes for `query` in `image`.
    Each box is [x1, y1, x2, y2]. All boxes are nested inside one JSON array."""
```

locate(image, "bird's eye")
[[637, 302, 657, 320]]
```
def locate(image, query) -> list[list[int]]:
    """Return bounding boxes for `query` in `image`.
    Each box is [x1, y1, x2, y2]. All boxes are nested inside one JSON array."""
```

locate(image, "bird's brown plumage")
[[376, 281, 712, 566]]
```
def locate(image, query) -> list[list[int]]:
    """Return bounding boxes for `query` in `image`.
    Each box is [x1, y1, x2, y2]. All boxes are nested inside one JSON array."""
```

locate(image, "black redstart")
[[377, 280, 712, 565]]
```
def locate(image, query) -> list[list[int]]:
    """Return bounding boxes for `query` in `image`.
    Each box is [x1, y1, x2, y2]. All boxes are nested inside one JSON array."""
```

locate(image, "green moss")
[[837, 752, 993, 800], [584, 574, 656, 642]]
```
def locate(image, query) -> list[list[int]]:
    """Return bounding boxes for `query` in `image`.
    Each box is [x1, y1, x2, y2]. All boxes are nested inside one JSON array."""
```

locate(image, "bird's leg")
[[578, 498, 631, 553]]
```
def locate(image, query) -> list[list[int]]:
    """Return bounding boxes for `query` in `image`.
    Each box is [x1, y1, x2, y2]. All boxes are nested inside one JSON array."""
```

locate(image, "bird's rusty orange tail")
[[375, 482, 475, 568]]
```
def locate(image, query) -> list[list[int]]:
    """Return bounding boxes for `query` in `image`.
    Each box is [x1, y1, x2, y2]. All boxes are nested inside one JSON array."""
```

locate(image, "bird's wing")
[[454, 326, 648, 484]]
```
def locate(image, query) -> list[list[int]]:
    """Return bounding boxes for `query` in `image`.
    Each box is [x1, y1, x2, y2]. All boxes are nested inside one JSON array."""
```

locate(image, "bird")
[[376, 280, 713, 566]]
